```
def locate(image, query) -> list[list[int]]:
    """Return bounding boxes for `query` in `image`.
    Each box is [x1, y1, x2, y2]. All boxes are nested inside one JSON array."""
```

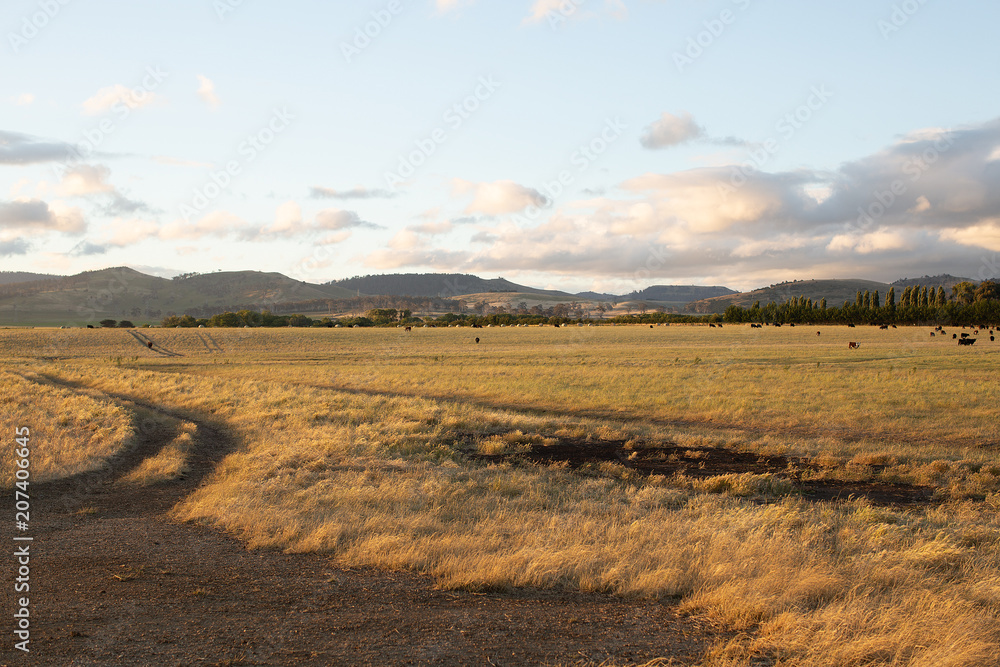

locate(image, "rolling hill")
[[0, 268, 359, 326], [0, 271, 62, 285], [329, 273, 576, 299]]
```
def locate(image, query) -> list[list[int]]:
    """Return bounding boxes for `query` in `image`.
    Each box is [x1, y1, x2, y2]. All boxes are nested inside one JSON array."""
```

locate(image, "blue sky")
[[3, 0, 1000, 293]]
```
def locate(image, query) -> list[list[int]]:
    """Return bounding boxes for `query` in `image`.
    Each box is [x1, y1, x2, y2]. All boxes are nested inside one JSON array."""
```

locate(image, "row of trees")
[[723, 282, 1000, 325]]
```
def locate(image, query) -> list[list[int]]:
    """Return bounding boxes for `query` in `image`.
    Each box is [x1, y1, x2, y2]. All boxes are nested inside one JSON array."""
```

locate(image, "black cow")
[[959, 338, 977, 346], [475, 337, 480, 344], [147, 341, 153, 349]]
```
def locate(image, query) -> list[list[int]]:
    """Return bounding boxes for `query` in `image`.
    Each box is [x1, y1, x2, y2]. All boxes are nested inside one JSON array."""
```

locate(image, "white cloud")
[[436, 0, 474, 12], [197, 75, 220, 110], [909, 195, 931, 214], [160, 211, 248, 240], [15, 93, 34, 106], [309, 186, 395, 200], [827, 229, 910, 254], [453, 179, 548, 215], [523, 0, 628, 25], [104, 218, 159, 246], [640, 112, 704, 149], [57, 165, 116, 197], [81, 84, 159, 115], [0, 131, 78, 165], [940, 220, 1000, 252], [0, 199, 86, 238]]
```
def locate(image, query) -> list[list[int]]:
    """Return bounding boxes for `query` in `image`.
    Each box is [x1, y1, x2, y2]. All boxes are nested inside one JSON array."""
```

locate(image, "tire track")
[[0, 373, 722, 665]]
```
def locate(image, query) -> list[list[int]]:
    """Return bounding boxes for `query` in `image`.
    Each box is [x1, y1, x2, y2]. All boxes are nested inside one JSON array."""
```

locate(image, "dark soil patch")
[[464, 435, 935, 507], [1, 377, 726, 665]]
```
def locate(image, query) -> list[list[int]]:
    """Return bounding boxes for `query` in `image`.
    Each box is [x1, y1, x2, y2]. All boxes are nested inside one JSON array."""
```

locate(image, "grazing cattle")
[[709, 323, 716, 328], [959, 338, 977, 346], [650, 325, 654, 328], [847, 323, 856, 328], [816, 331, 821, 336], [961, 333, 970, 339], [879, 324, 888, 330], [147, 341, 153, 349], [930, 332, 935, 337], [848, 342, 860, 349], [953, 334, 958, 339], [789, 323, 795, 327], [475, 337, 480, 344], [404, 326, 412, 332], [86, 325, 94, 329], [892, 325, 897, 329]]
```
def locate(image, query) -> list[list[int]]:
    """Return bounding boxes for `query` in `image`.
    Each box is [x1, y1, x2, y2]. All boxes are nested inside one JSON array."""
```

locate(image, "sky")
[[3, 0, 1000, 294]]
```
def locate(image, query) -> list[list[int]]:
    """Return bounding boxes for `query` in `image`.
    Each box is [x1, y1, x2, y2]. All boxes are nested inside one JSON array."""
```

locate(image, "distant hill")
[[329, 273, 575, 299], [685, 279, 893, 314], [891, 274, 975, 290], [574, 291, 617, 301], [625, 285, 735, 303], [0, 271, 61, 285], [0, 267, 358, 326]]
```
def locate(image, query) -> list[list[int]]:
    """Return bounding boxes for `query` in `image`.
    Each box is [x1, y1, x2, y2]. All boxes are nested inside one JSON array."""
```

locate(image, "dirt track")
[[1, 392, 723, 666]]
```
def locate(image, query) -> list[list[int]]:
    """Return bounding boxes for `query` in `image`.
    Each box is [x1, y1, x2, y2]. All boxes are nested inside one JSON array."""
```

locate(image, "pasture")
[[3, 324, 1000, 665]]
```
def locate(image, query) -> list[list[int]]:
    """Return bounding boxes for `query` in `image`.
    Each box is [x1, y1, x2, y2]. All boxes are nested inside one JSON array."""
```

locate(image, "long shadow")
[[194, 331, 214, 353], [203, 332, 225, 353], [127, 329, 184, 357], [8, 373, 237, 516]]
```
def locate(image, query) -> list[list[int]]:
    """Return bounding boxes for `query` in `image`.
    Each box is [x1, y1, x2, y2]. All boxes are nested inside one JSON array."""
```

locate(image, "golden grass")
[[5, 325, 1000, 666], [118, 421, 197, 486], [0, 370, 134, 485]]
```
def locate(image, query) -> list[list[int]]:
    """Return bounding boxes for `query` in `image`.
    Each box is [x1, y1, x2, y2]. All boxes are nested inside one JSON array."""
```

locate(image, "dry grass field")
[[3, 324, 1000, 665]]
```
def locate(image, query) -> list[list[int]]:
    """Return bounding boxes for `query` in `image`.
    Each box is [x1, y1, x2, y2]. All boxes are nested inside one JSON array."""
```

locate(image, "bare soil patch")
[[465, 435, 935, 507]]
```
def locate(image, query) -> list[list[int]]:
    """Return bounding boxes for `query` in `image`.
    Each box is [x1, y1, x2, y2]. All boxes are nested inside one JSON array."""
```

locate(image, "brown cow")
[[848, 342, 860, 349], [404, 326, 412, 332], [147, 341, 153, 349]]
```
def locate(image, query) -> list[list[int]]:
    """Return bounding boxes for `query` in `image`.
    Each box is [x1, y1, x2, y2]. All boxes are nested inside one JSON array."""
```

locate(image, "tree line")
[[723, 281, 1000, 325]]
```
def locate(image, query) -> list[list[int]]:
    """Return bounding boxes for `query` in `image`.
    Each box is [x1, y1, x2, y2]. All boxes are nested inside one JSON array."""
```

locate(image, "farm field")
[[3, 324, 1000, 665]]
